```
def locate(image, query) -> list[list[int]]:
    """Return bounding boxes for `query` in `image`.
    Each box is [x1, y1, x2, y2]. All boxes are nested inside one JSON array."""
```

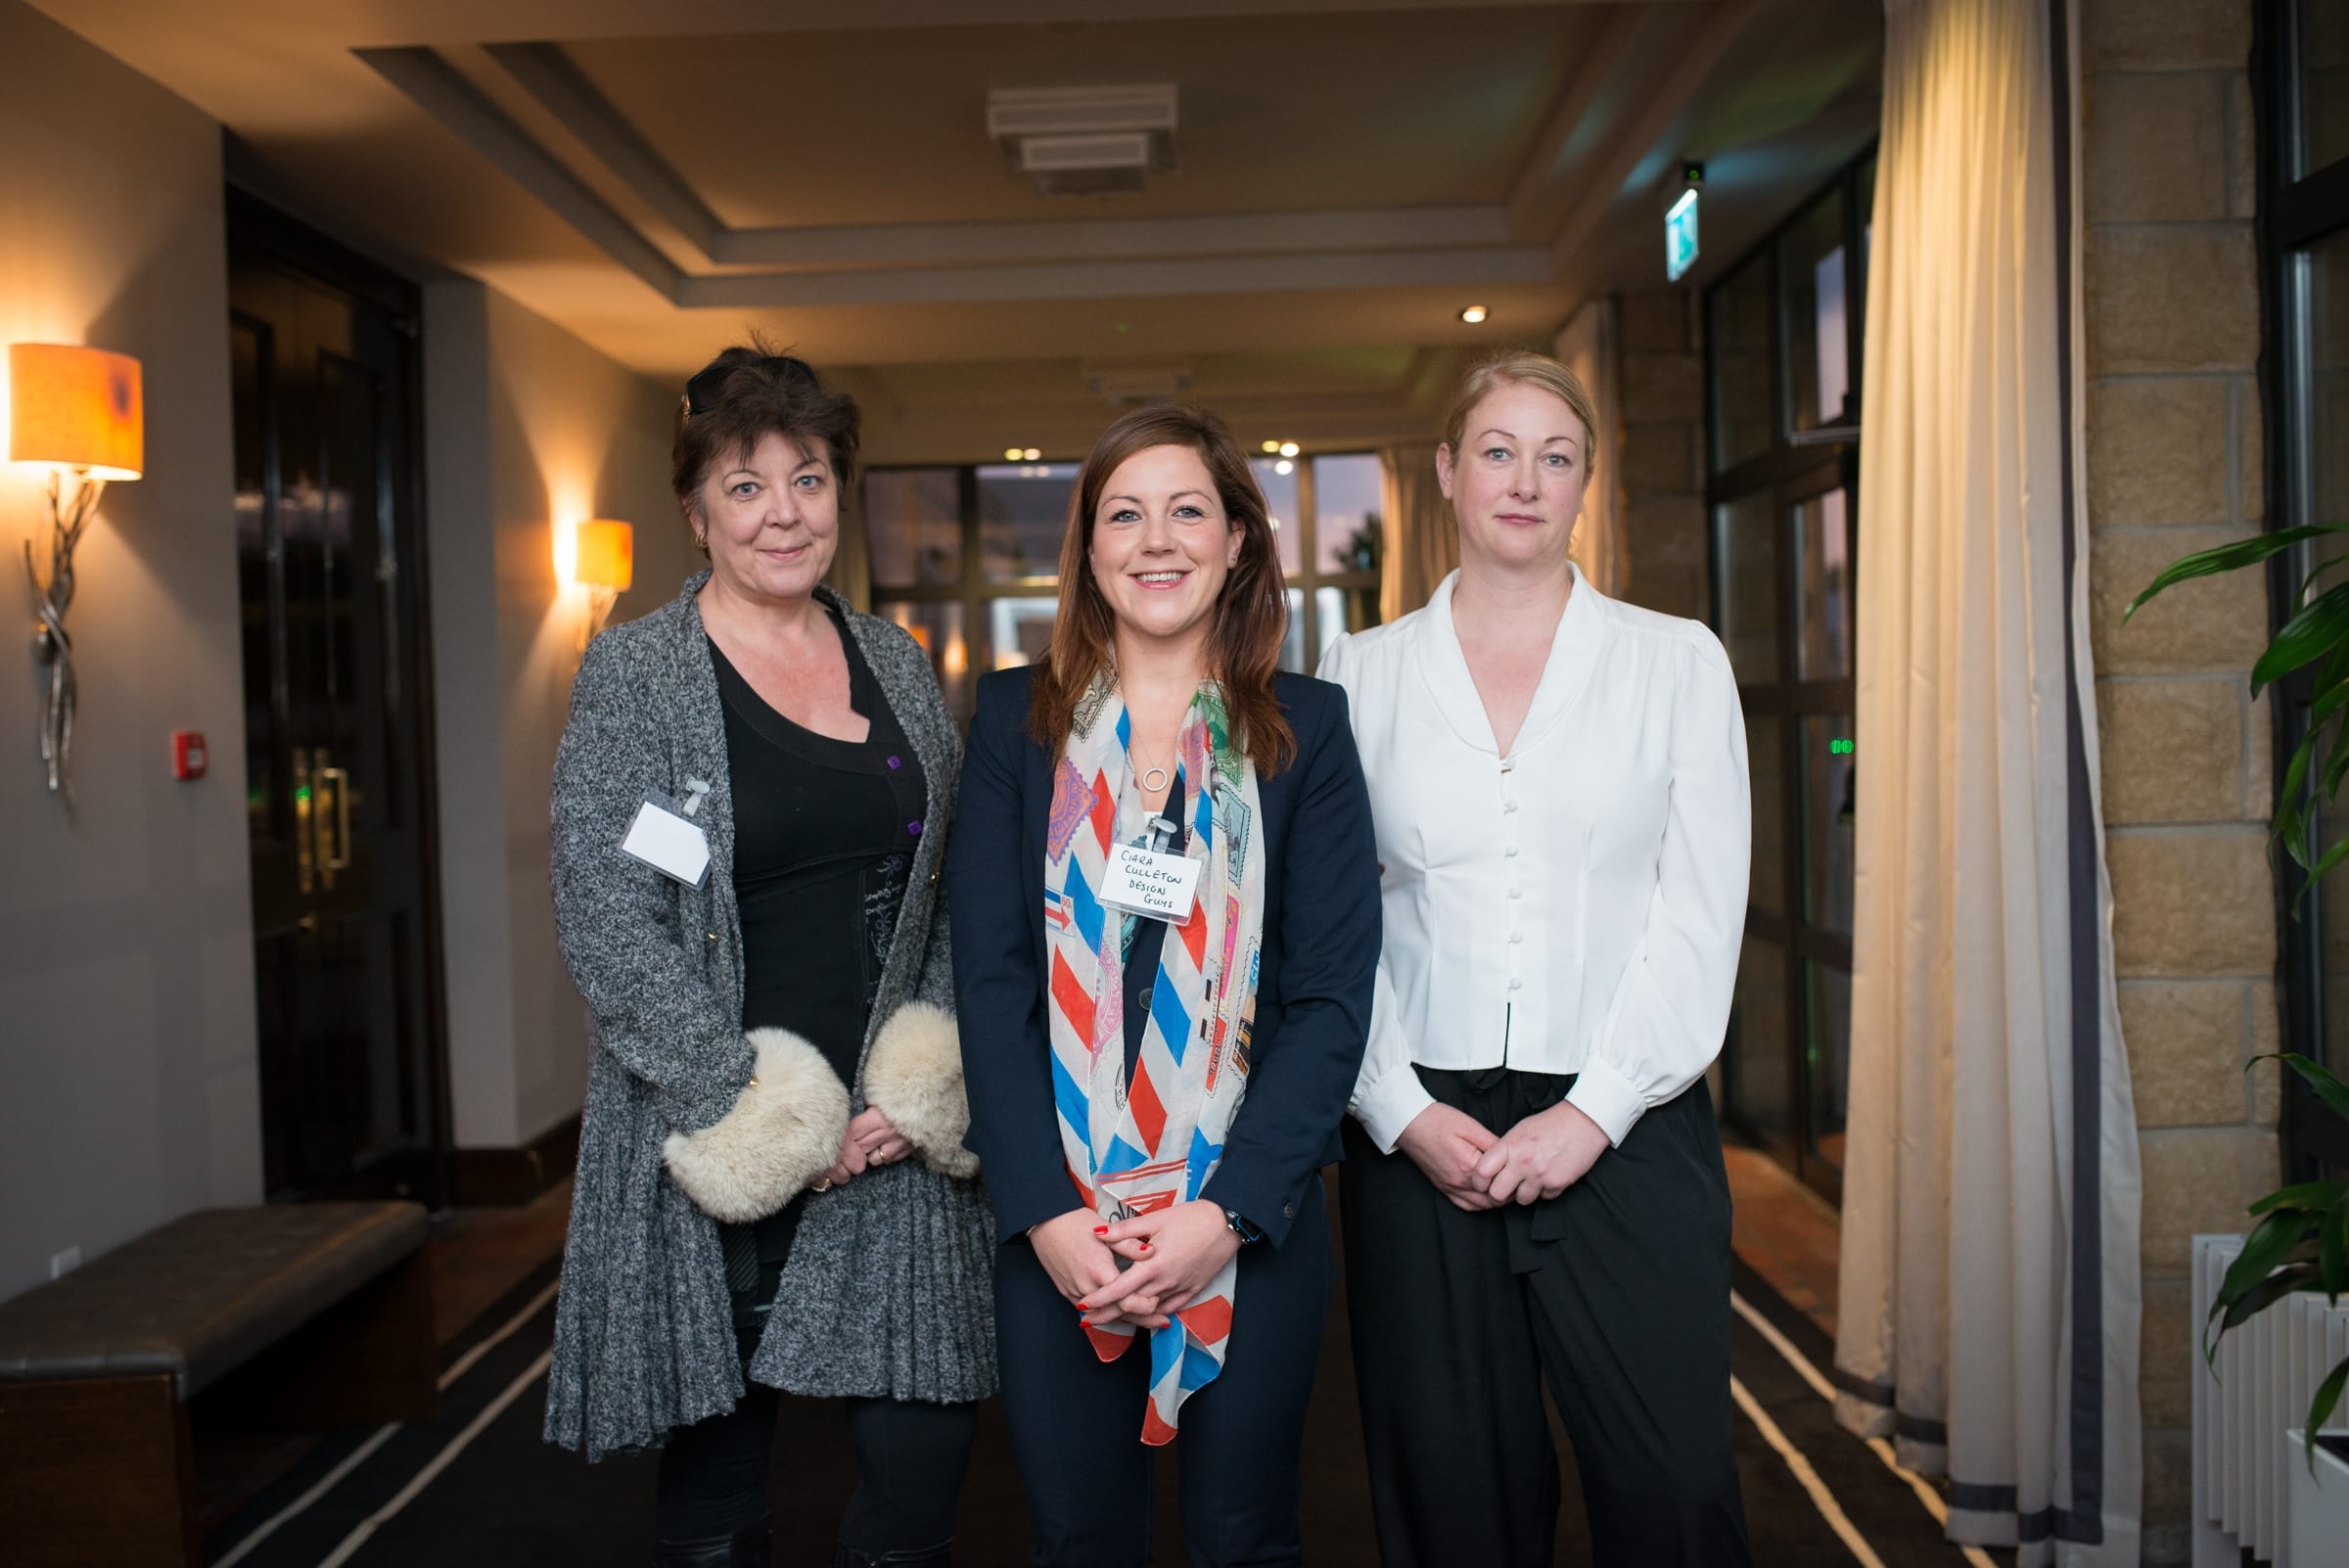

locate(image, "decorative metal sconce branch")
[[24, 467, 102, 807]]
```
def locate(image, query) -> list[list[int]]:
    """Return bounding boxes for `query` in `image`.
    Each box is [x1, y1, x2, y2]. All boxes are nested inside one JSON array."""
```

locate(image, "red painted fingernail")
[[1138, 1242, 1151, 1252], [1093, 1225, 1108, 1235]]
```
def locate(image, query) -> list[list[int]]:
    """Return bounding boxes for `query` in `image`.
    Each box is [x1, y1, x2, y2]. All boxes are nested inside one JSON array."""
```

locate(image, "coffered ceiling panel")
[[29, 0, 1881, 455], [561, 7, 1608, 228]]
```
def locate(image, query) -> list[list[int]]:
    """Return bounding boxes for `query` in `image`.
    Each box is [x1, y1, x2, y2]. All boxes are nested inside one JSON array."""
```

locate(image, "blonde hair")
[[1440, 349, 1599, 475]]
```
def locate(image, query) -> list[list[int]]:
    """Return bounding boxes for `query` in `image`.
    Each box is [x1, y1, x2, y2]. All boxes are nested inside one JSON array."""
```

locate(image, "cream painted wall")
[[0, 0, 258, 1299], [428, 281, 697, 1148]]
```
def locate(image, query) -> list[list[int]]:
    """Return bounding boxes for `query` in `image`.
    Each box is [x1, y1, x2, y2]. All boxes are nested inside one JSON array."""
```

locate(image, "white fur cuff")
[[664, 1029, 851, 1222], [862, 1001, 980, 1179]]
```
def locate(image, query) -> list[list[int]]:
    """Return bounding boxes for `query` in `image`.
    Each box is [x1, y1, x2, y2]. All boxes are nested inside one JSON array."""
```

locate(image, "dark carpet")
[[207, 1181, 1981, 1567]]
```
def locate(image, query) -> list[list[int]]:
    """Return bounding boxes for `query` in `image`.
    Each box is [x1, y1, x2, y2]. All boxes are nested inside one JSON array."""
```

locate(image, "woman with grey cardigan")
[[546, 346, 994, 1568]]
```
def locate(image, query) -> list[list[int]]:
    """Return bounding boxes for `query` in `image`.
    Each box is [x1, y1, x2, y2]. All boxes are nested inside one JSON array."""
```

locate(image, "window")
[[2261, 0, 2349, 1182], [1704, 148, 1873, 1203], [862, 452, 1384, 721]]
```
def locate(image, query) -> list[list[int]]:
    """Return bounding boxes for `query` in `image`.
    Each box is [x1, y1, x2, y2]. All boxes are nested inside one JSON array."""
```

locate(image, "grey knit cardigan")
[[544, 574, 996, 1463]]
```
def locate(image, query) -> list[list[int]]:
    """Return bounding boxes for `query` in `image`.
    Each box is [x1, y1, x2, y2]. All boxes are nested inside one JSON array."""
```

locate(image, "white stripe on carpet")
[[1729, 1288, 2000, 1568], [209, 1277, 560, 1568], [1730, 1373, 1888, 1568], [314, 1349, 553, 1568]]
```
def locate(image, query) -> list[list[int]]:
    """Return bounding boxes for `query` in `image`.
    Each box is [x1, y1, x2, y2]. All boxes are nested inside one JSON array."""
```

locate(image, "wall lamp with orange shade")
[[9, 343, 143, 806], [572, 518, 633, 653]]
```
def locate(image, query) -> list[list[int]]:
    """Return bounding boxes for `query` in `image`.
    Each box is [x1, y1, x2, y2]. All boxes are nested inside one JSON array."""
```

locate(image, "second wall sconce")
[[573, 518, 633, 653], [10, 343, 144, 807]]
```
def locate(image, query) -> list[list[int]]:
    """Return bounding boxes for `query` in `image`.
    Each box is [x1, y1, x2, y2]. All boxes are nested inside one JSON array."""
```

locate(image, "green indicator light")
[[296, 786, 312, 803], [1828, 738, 1854, 756]]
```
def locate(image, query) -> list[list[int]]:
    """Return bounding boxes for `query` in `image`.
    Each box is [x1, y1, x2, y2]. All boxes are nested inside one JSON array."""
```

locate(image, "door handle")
[[317, 756, 353, 878]]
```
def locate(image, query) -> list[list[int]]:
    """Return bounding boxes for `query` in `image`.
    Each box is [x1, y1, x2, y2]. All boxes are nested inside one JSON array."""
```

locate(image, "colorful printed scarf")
[[1041, 676, 1266, 1444]]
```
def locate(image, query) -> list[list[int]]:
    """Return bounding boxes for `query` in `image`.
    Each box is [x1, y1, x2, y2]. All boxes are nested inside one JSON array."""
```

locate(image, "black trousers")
[[1340, 1067, 1753, 1568], [993, 1178, 1332, 1568], [655, 1307, 977, 1553]]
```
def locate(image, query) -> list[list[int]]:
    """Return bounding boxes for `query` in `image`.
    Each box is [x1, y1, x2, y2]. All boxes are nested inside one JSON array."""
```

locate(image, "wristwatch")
[[1221, 1206, 1265, 1245]]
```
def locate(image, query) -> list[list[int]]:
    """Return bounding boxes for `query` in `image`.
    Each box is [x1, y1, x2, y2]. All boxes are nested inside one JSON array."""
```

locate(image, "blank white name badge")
[[622, 794, 712, 887], [1098, 844, 1200, 921]]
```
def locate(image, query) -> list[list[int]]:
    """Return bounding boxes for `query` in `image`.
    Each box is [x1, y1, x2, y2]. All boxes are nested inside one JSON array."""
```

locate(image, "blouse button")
[[907, 819, 923, 837], [887, 755, 902, 770], [1507, 977, 1524, 992], [1504, 846, 1520, 857], [1503, 801, 1519, 813], [1508, 887, 1523, 899], [1509, 932, 1523, 944]]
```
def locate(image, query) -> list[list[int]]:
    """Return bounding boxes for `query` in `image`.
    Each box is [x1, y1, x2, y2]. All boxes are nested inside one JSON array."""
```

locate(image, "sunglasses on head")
[[681, 354, 817, 417]]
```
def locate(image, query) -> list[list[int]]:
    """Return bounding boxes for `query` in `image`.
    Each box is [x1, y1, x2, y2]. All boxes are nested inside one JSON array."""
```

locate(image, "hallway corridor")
[[198, 1163, 1987, 1568]]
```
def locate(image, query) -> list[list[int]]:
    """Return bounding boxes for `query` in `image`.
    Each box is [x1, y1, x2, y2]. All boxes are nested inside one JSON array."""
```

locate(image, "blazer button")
[[1282, 1202, 1296, 1219]]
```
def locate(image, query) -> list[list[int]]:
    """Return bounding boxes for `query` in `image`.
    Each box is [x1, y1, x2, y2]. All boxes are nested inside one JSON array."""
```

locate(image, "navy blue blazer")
[[947, 666, 1379, 1250]]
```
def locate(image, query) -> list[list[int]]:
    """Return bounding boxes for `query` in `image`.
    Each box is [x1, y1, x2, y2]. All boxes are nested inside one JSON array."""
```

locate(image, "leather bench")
[[0, 1202, 438, 1567]]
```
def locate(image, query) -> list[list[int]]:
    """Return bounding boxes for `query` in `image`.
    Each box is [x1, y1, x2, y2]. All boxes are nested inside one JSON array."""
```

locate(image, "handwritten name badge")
[[1098, 844, 1201, 921]]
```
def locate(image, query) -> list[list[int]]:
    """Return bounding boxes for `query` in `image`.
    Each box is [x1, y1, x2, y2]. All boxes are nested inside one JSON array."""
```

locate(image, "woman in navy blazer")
[[948, 402, 1377, 1568]]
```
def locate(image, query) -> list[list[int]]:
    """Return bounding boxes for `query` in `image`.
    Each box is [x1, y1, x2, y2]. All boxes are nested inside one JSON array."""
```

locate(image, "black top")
[[946, 667, 1381, 1251], [712, 606, 927, 1300]]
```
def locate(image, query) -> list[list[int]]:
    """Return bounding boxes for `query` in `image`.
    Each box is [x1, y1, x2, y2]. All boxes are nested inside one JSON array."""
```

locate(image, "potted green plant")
[[2129, 528, 2349, 1467]]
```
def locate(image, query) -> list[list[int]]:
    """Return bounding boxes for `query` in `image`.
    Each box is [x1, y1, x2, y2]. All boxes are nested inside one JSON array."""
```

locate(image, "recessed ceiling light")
[[1459, 305, 1490, 324], [1023, 447, 1041, 461], [1261, 439, 1280, 454], [1003, 446, 1024, 461], [1278, 441, 1300, 458], [1274, 459, 1295, 476]]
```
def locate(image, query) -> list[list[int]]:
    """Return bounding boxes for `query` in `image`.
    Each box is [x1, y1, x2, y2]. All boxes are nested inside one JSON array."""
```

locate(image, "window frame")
[[860, 450, 1384, 719], [1703, 144, 1876, 1205], [2256, 0, 2349, 1182]]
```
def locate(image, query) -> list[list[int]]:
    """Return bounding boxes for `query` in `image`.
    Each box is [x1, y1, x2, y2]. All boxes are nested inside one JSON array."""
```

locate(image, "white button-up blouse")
[[1317, 568, 1751, 1153]]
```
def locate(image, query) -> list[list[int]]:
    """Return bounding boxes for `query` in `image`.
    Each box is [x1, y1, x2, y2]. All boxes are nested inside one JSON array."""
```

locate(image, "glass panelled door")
[[231, 193, 447, 1203], [1707, 148, 1872, 1202]]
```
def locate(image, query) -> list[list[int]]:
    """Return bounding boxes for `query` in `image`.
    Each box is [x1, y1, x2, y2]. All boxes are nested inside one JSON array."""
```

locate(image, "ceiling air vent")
[[988, 85, 1177, 198], [1082, 358, 1194, 406]]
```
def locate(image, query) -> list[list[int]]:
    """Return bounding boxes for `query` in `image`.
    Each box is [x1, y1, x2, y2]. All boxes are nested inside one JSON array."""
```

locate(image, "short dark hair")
[[669, 341, 860, 519]]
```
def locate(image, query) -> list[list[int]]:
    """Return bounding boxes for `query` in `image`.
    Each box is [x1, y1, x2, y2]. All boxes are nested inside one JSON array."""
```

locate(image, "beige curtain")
[[1553, 297, 1625, 597], [1835, 0, 2140, 1562], [1379, 442, 1453, 623]]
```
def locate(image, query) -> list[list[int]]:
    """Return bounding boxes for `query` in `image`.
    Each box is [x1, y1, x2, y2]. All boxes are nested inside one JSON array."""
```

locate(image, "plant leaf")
[[2298, 836, 2349, 903], [2125, 527, 2349, 621], [2248, 1179, 2347, 1216], [2296, 548, 2349, 603], [2253, 1052, 2349, 1123], [2220, 1266, 2319, 1334], [2305, 1356, 2349, 1474], [2254, 581, 2349, 694], [2277, 734, 2317, 854], [2209, 1210, 2321, 1360]]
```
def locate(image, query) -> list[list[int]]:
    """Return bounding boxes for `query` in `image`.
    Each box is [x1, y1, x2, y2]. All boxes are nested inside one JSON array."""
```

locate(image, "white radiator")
[[2191, 1233, 2349, 1567]]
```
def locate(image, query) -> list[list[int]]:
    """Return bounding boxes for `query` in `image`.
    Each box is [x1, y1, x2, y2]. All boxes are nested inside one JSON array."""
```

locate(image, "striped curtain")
[[1834, 0, 2142, 1561]]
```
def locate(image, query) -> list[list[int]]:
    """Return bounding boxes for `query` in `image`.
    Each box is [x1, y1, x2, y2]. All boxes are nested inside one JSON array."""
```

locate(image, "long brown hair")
[[1027, 403, 1296, 775]]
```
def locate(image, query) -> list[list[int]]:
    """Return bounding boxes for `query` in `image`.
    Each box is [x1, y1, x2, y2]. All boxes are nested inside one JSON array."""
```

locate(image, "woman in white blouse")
[[1318, 349, 1754, 1567]]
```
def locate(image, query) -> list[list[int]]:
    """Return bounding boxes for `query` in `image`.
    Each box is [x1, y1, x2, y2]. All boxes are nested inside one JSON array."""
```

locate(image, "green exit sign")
[[1665, 189, 1699, 283]]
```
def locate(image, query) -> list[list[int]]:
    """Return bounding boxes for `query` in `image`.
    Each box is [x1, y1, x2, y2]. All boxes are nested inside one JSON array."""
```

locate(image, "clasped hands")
[[1396, 1097, 1609, 1212], [1029, 1200, 1243, 1331], [814, 1105, 913, 1190]]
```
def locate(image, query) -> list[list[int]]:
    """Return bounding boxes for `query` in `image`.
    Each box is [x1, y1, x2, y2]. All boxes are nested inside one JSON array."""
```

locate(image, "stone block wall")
[[2079, 0, 2278, 1560], [1615, 289, 1710, 621]]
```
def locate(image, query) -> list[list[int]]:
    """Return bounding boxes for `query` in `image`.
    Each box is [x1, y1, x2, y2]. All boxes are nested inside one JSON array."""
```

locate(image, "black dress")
[[710, 605, 928, 1328]]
